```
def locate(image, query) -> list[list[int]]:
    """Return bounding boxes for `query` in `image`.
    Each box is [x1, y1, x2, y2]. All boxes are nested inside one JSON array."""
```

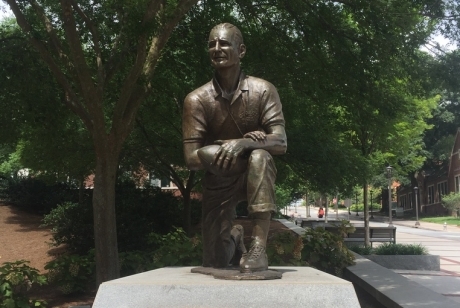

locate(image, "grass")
[[348, 204, 382, 212], [419, 216, 460, 225]]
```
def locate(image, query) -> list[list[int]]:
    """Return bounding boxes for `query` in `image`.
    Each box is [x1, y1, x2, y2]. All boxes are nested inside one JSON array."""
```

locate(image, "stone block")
[[93, 266, 360, 308], [364, 254, 440, 271]]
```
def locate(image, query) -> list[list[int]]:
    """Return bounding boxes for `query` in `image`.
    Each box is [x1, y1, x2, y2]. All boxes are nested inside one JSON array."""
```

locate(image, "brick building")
[[397, 128, 460, 215]]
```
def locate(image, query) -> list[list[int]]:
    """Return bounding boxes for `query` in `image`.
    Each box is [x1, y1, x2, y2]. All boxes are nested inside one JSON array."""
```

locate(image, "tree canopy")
[[1, 0, 458, 281]]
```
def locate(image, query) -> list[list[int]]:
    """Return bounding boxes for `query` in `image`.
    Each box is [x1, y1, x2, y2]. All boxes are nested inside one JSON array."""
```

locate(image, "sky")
[[0, 3, 9, 18]]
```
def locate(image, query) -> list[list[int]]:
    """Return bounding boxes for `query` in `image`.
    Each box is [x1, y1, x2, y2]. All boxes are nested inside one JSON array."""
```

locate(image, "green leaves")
[[44, 252, 95, 295], [0, 260, 47, 308], [442, 192, 460, 211]]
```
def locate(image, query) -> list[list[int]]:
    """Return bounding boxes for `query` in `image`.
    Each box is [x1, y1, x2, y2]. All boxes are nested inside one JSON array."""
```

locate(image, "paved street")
[[288, 205, 460, 303]]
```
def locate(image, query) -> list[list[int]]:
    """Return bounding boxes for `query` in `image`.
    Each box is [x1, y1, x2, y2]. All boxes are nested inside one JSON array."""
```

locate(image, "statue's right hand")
[[213, 139, 251, 171]]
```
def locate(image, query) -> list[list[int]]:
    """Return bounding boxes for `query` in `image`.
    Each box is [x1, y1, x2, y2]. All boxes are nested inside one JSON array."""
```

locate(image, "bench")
[[324, 226, 396, 247], [394, 206, 404, 218]]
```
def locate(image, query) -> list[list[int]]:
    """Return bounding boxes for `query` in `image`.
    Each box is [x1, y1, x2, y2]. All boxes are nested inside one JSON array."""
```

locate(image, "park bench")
[[324, 225, 396, 247], [395, 206, 404, 218]]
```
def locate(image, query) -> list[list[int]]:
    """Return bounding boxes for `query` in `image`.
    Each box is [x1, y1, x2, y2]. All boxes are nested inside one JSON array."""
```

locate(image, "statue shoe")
[[230, 225, 246, 266], [239, 239, 268, 273]]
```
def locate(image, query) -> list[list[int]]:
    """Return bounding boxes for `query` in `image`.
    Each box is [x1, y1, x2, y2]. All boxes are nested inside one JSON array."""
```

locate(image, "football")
[[197, 145, 248, 177]]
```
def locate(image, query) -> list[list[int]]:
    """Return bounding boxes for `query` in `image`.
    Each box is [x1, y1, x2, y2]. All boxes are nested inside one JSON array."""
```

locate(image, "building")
[[397, 128, 460, 216]]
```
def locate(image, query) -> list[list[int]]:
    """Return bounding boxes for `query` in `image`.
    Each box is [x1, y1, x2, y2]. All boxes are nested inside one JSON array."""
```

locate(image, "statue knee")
[[249, 149, 272, 164]]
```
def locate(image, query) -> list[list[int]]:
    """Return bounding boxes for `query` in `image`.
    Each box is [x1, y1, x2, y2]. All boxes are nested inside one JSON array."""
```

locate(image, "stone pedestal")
[[92, 266, 360, 308]]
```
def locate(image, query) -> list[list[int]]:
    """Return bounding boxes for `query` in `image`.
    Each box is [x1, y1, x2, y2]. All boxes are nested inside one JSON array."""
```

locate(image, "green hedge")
[[41, 182, 201, 254]]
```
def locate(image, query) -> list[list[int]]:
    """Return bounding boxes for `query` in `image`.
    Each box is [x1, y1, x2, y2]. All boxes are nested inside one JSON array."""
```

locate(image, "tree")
[[4, 0, 198, 284], [442, 192, 460, 215], [2, 0, 449, 277], [422, 50, 460, 169]]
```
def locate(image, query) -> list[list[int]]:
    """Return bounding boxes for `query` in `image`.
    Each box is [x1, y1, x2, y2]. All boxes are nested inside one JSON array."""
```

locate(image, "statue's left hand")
[[243, 131, 266, 141], [213, 139, 251, 171]]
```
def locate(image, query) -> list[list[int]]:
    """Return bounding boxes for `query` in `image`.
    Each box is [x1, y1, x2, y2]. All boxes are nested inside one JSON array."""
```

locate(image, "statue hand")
[[213, 139, 251, 171], [243, 131, 266, 141]]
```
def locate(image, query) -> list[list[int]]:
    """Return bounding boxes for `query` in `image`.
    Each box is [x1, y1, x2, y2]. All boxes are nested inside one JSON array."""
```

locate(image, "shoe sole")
[[239, 267, 268, 273]]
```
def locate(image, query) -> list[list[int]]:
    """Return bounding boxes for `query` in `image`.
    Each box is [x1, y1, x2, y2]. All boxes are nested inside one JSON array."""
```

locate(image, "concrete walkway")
[[288, 206, 460, 305]]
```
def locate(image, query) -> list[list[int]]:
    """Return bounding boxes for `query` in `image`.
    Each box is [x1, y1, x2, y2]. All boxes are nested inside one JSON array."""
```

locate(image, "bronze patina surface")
[[191, 267, 282, 280], [183, 23, 287, 276]]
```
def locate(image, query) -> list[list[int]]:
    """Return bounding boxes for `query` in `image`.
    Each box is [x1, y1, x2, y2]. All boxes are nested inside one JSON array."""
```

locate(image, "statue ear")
[[239, 44, 246, 59]]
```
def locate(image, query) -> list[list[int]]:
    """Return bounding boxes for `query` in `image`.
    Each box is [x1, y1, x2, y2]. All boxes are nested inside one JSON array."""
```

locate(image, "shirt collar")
[[212, 71, 248, 99]]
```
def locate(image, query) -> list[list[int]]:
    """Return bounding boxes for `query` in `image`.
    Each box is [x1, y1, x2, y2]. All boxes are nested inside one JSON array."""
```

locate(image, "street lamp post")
[[414, 187, 420, 228], [370, 190, 374, 219], [386, 166, 393, 227], [355, 192, 359, 216]]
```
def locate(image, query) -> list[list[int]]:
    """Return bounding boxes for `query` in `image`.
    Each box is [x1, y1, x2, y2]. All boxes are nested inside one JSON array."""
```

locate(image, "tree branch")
[[110, 0, 164, 133], [59, 0, 101, 117], [70, 0, 105, 92], [6, 0, 93, 131], [135, 117, 184, 187], [29, 0, 71, 68], [143, 0, 199, 79], [113, 0, 198, 141]]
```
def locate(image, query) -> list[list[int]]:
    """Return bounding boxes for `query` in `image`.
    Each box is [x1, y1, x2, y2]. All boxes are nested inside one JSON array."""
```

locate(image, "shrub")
[[1, 177, 80, 214], [44, 252, 95, 295], [0, 175, 11, 200], [348, 245, 373, 255], [349, 243, 428, 255], [148, 228, 202, 269], [41, 202, 94, 254], [373, 243, 428, 255], [0, 260, 47, 308], [334, 220, 356, 238], [302, 227, 355, 276], [119, 251, 152, 277], [41, 184, 201, 254], [266, 231, 305, 266], [442, 192, 460, 214], [267, 225, 355, 276]]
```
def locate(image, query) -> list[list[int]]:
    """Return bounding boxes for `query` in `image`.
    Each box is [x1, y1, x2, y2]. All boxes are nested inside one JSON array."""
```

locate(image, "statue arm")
[[184, 142, 204, 171], [182, 93, 207, 171], [213, 125, 286, 170]]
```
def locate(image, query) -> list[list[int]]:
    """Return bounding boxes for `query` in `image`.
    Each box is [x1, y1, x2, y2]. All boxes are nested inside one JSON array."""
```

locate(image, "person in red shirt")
[[318, 207, 325, 218]]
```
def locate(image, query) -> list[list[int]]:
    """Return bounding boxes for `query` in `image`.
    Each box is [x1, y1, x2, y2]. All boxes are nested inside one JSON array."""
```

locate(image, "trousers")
[[201, 149, 277, 267]]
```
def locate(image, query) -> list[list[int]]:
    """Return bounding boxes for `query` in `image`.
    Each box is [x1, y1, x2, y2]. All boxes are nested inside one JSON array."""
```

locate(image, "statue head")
[[208, 23, 246, 70]]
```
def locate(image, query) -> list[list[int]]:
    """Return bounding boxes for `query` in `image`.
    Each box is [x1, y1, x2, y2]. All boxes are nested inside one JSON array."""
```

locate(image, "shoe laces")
[[247, 242, 265, 260]]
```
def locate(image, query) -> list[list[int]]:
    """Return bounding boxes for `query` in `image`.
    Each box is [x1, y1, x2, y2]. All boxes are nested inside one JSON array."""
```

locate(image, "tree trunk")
[[92, 149, 120, 285], [324, 194, 328, 223], [363, 184, 370, 247]]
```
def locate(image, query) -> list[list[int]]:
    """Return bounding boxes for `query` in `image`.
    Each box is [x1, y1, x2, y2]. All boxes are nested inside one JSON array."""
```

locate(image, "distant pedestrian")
[[318, 207, 324, 218]]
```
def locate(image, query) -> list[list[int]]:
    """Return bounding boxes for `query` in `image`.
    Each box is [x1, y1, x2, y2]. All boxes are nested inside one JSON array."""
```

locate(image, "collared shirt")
[[183, 72, 285, 146]]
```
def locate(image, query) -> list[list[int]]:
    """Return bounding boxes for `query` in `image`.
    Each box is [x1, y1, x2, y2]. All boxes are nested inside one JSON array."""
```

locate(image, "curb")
[[344, 252, 459, 307]]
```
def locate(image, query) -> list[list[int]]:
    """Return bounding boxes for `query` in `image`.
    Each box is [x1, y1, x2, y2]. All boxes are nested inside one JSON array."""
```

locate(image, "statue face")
[[208, 27, 245, 69]]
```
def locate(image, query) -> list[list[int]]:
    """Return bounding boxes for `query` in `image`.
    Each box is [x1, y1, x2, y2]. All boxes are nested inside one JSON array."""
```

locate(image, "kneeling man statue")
[[182, 23, 287, 273]]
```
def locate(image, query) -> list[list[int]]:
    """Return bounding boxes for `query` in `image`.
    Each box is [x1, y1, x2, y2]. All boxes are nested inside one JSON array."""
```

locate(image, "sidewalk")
[[289, 205, 460, 233], [288, 206, 460, 304]]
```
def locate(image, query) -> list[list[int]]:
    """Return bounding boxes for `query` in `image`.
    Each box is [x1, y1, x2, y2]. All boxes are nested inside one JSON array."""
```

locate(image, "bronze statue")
[[183, 23, 287, 273]]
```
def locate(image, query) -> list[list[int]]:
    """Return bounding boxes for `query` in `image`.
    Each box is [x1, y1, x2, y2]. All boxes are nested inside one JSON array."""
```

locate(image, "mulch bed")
[[1, 204, 292, 307]]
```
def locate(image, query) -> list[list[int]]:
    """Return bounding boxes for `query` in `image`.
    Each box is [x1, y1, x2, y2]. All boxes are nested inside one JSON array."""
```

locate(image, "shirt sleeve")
[[182, 93, 207, 145], [260, 82, 285, 130]]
